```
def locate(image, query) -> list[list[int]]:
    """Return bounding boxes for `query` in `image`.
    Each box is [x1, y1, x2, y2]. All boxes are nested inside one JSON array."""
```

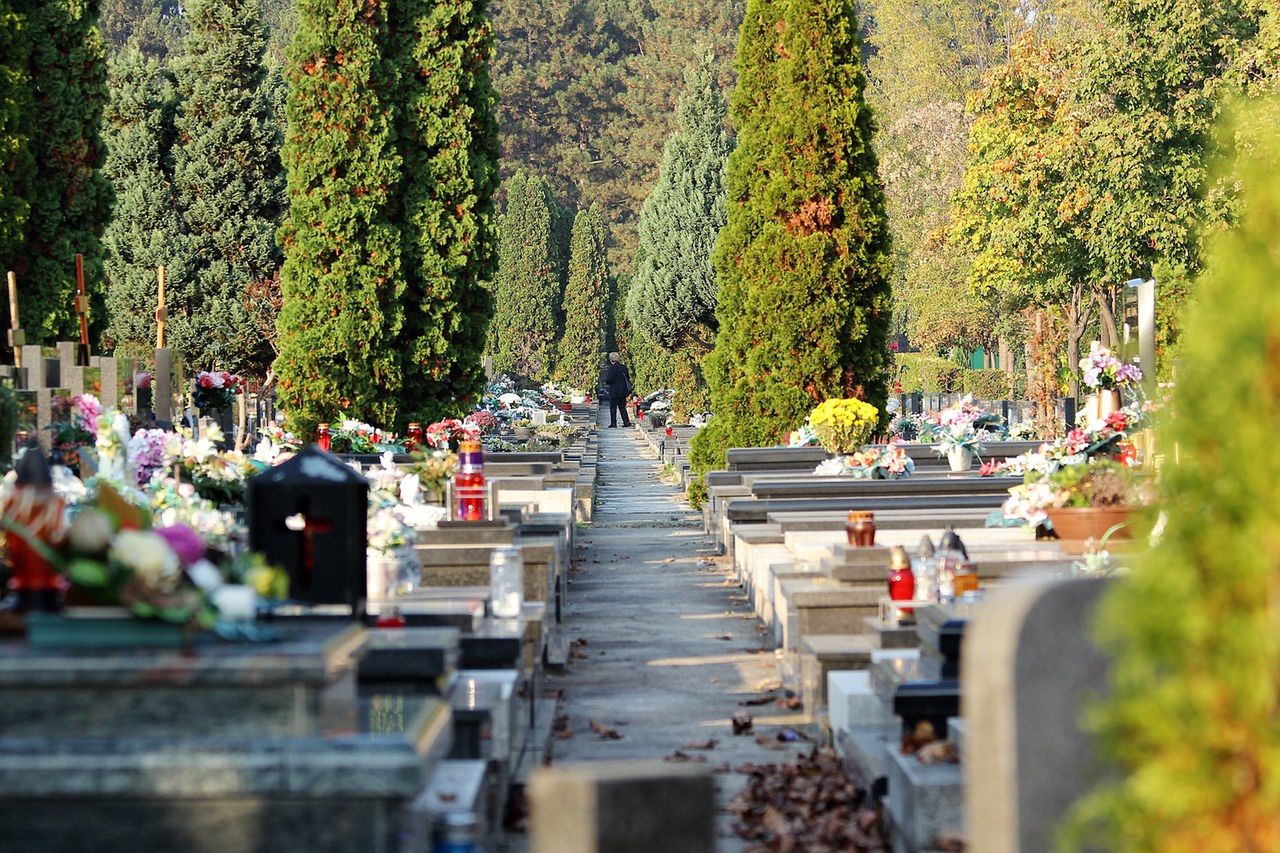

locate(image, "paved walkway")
[[545, 413, 814, 846]]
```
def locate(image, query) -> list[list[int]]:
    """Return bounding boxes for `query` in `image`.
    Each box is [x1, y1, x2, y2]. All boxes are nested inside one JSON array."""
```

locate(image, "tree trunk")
[[1065, 283, 1094, 399], [1094, 288, 1119, 350]]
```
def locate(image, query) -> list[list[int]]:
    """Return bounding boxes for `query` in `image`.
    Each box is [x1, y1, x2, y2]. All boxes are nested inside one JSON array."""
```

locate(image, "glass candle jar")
[[405, 422, 423, 453], [846, 511, 877, 547], [887, 545, 915, 601], [454, 440, 487, 521], [489, 546, 524, 618], [316, 423, 331, 452]]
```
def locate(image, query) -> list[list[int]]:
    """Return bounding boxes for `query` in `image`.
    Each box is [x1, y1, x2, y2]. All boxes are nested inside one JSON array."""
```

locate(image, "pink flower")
[[154, 524, 205, 567]]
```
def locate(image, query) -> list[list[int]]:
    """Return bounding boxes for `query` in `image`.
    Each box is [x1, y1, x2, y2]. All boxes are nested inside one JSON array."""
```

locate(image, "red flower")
[[199, 376, 214, 388], [1105, 411, 1129, 432]]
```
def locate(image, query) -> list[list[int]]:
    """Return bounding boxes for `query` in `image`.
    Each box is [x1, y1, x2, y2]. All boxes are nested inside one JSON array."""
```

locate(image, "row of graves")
[[648, 353, 1156, 851], [0, 337, 600, 850]]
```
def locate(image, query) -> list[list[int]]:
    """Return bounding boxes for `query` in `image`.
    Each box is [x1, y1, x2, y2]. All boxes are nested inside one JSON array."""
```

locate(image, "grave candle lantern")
[[247, 446, 368, 611], [316, 423, 331, 452], [453, 440, 486, 521], [405, 423, 423, 453], [887, 545, 915, 601]]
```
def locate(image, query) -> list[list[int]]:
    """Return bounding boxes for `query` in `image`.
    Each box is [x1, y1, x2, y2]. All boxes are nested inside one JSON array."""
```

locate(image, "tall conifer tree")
[[0, 0, 33, 307], [15, 0, 112, 344], [691, 0, 892, 478], [172, 0, 283, 375], [386, 0, 500, 422], [102, 50, 187, 357], [556, 205, 607, 392], [627, 57, 731, 353], [275, 0, 405, 436], [487, 172, 563, 381]]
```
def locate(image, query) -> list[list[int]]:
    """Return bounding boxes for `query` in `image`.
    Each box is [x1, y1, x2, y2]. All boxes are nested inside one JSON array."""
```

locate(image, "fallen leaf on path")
[[555, 728, 574, 740], [715, 634, 733, 641], [745, 648, 773, 655], [776, 696, 803, 711], [682, 738, 718, 750], [934, 831, 967, 851], [739, 694, 775, 707], [589, 719, 623, 740], [754, 733, 785, 751], [664, 750, 708, 763], [732, 712, 754, 736]]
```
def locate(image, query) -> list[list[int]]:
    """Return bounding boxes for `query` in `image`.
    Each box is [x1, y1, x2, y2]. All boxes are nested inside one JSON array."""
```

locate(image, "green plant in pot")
[[1042, 459, 1152, 545]]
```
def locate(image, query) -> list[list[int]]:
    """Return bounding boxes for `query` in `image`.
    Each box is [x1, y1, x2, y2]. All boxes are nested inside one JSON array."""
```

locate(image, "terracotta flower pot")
[[1045, 506, 1133, 542]]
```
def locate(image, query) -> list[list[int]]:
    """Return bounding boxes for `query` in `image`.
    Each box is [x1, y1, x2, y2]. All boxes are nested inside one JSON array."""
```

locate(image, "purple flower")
[[154, 524, 205, 567]]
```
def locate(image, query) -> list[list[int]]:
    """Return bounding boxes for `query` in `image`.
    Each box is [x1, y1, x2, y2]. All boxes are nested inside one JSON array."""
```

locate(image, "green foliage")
[[274, 0, 405, 437], [691, 0, 893, 476], [102, 50, 186, 356], [959, 368, 1014, 400], [98, 0, 184, 60], [629, 333, 709, 422], [626, 58, 732, 352], [487, 172, 564, 381], [386, 0, 500, 424], [171, 0, 284, 376], [556, 206, 608, 392], [14, 0, 112, 345], [1062, 97, 1280, 851], [489, 0, 743, 267], [0, 382, 16, 470], [894, 353, 960, 394], [0, 0, 33, 286]]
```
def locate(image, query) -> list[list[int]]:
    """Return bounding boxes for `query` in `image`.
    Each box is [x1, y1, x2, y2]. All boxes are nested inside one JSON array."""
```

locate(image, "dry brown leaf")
[[754, 733, 786, 751], [740, 694, 775, 707], [588, 719, 622, 740], [682, 738, 719, 750], [664, 750, 708, 764], [917, 740, 959, 765], [732, 712, 754, 735]]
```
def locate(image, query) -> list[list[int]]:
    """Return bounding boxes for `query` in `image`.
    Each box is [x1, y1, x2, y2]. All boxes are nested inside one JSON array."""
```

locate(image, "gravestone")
[[962, 577, 1111, 853]]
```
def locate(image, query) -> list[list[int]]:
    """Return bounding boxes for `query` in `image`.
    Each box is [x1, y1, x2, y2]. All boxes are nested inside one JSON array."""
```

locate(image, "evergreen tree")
[[275, 0, 405, 437], [14, 0, 112, 344], [98, 0, 184, 59], [172, 0, 284, 376], [556, 205, 607, 392], [690, 0, 893, 477], [487, 172, 563, 381], [0, 0, 33, 303], [384, 0, 500, 423], [101, 50, 188, 358], [626, 57, 732, 352]]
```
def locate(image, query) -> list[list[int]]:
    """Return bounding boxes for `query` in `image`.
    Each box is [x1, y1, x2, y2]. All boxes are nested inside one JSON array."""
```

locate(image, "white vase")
[[947, 445, 975, 472], [366, 550, 396, 602]]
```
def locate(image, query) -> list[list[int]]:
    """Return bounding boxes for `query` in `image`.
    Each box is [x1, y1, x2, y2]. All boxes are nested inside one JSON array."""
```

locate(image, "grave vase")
[[946, 445, 975, 472], [1084, 390, 1122, 424]]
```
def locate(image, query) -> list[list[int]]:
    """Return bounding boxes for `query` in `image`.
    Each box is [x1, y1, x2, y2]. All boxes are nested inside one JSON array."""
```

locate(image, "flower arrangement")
[[924, 396, 1005, 454], [168, 424, 253, 505], [425, 418, 481, 450], [368, 506, 413, 554], [788, 424, 820, 447], [128, 428, 172, 487], [409, 448, 458, 503], [330, 417, 399, 454], [889, 413, 925, 443], [815, 443, 916, 479], [193, 371, 245, 413], [465, 410, 499, 434], [1080, 342, 1142, 391], [806, 398, 880, 454], [47, 393, 102, 473]]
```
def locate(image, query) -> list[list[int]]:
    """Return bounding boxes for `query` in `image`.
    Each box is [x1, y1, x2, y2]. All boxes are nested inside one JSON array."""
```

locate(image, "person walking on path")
[[604, 352, 633, 428]]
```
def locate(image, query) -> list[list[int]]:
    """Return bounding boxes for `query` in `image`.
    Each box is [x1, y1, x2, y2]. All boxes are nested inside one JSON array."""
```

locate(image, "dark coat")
[[605, 361, 632, 397]]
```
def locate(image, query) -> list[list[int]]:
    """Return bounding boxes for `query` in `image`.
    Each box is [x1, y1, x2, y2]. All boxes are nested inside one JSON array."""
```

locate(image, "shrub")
[[960, 368, 1015, 400], [1062, 98, 1280, 849], [895, 353, 960, 394]]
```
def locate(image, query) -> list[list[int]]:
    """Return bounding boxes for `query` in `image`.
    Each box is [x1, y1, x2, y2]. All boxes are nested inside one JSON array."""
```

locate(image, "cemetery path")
[[545, 412, 814, 848]]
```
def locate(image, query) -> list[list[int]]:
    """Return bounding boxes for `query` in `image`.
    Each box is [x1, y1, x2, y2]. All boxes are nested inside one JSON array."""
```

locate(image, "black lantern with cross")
[[247, 446, 369, 612]]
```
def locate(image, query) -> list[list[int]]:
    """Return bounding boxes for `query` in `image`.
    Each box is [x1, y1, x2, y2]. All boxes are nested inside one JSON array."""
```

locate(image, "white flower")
[[67, 508, 115, 555], [187, 559, 224, 591], [814, 458, 847, 476], [110, 530, 181, 588], [254, 437, 279, 464]]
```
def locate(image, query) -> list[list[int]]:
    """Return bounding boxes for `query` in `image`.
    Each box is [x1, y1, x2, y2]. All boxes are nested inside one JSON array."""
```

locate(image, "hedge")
[[894, 353, 959, 393], [960, 368, 1016, 400]]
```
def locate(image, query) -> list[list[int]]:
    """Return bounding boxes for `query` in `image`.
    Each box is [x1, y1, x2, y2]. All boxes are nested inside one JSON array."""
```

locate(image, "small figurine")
[[3, 444, 67, 612]]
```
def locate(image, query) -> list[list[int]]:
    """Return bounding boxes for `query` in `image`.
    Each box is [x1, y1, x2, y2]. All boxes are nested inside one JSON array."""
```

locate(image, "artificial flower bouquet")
[[46, 393, 102, 473], [424, 418, 481, 451], [815, 443, 916, 479], [925, 395, 1005, 455], [193, 371, 246, 414], [806, 398, 880, 454], [330, 417, 400, 454], [464, 410, 499, 434], [1080, 342, 1142, 391], [788, 424, 820, 448], [409, 447, 458, 503]]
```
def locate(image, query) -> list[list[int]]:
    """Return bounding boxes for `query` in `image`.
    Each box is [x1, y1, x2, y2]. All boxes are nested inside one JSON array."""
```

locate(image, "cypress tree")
[[386, 0, 500, 423], [172, 0, 283, 376], [555, 205, 607, 392], [691, 0, 892, 476], [627, 57, 732, 352], [15, 0, 112, 344], [275, 0, 404, 437], [487, 172, 562, 381], [0, 0, 33, 305], [101, 50, 188, 357]]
